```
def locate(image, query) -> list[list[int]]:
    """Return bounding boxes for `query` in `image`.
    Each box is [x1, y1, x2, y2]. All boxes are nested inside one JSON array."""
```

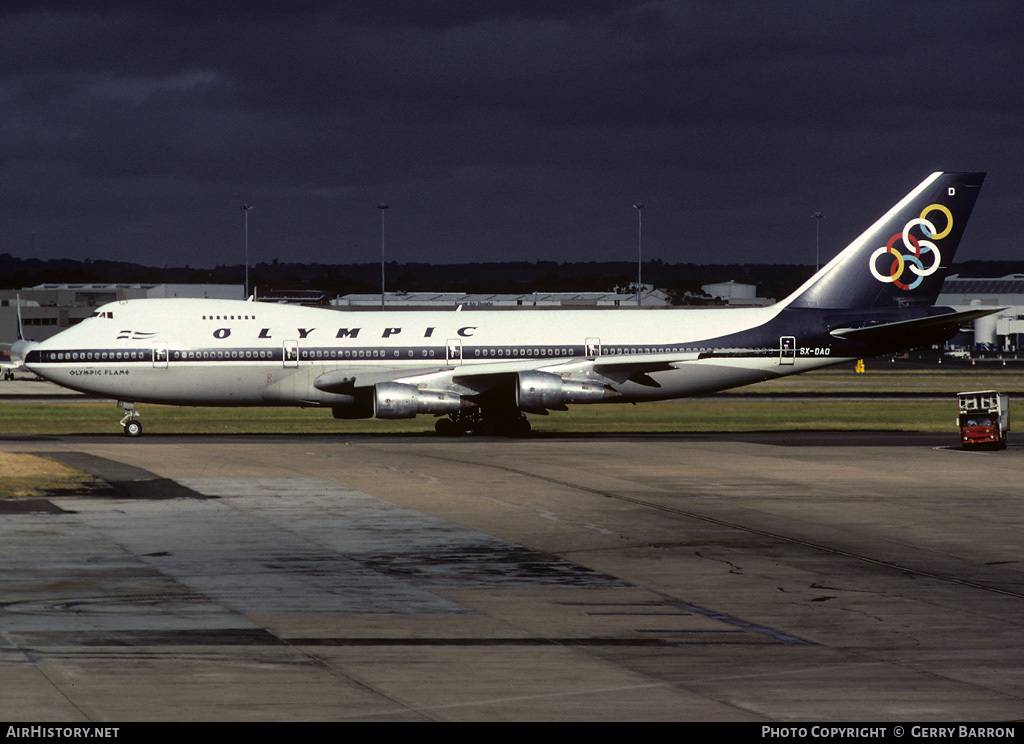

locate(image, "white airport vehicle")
[[958, 390, 1009, 450]]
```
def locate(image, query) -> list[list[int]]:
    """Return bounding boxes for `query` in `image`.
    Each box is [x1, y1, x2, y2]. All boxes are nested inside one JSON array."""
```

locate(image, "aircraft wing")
[[314, 351, 705, 395], [403, 351, 703, 392], [829, 307, 1004, 347], [586, 352, 705, 386], [315, 360, 579, 394]]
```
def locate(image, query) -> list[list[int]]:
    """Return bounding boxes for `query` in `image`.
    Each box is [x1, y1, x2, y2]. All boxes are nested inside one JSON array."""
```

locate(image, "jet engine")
[[373, 382, 468, 419], [515, 371, 613, 412]]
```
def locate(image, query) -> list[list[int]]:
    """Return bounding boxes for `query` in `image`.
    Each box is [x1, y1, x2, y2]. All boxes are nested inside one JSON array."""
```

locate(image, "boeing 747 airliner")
[[25, 172, 993, 436]]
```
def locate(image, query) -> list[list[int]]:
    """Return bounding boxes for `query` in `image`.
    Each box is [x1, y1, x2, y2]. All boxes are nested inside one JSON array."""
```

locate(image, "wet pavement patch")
[[32, 452, 213, 499], [0, 474, 809, 664], [0, 498, 68, 515], [357, 544, 626, 588]]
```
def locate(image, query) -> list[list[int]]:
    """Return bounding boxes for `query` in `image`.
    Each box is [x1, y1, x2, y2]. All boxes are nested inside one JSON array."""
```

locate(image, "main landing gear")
[[118, 401, 142, 437], [434, 410, 532, 437]]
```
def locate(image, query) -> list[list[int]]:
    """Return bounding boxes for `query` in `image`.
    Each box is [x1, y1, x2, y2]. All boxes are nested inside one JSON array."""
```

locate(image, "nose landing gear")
[[118, 401, 142, 437]]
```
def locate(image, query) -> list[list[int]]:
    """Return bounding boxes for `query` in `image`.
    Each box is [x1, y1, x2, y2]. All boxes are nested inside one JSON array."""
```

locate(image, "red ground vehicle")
[[958, 391, 1009, 450]]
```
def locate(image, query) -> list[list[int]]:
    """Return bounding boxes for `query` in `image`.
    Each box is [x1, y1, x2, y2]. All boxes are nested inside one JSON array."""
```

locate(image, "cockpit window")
[[90, 311, 114, 319]]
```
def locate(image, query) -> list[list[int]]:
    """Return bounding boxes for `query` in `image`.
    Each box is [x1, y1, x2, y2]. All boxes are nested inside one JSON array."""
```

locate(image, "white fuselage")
[[26, 297, 848, 408]]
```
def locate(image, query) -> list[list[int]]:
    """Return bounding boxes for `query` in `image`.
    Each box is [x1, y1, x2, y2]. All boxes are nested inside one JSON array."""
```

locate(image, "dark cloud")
[[0, 1, 1021, 270]]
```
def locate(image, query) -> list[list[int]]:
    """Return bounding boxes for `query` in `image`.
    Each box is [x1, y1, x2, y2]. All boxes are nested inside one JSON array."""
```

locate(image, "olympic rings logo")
[[868, 203, 953, 290]]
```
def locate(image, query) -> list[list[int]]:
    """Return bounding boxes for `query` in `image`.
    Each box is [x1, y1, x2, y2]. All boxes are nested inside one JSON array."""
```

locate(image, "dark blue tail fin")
[[784, 172, 985, 310]]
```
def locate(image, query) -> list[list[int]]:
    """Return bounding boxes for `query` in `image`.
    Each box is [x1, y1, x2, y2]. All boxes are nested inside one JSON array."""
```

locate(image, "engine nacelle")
[[516, 371, 611, 412], [515, 371, 564, 411], [373, 382, 467, 419]]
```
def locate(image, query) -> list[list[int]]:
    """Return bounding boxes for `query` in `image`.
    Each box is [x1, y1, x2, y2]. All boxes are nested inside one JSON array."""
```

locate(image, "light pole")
[[814, 211, 823, 272], [241, 204, 254, 298], [377, 204, 389, 309], [633, 203, 644, 306]]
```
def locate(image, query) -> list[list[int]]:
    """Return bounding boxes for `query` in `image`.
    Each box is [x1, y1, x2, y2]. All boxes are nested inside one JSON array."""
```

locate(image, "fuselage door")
[[446, 338, 463, 366], [779, 336, 796, 366], [152, 344, 169, 369], [283, 340, 299, 368], [586, 337, 601, 359]]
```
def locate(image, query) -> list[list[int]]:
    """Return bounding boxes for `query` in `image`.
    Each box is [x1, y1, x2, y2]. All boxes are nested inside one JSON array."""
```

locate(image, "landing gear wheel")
[[436, 411, 531, 438], [510, 416, 532, 437], [435, 412, 486, 436], [119, 402, 141, 437], [480, 413, 532, 437]]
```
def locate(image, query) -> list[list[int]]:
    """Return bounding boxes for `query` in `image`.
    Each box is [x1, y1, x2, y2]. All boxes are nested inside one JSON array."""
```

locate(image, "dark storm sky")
[[2, 1, 1021, 270]]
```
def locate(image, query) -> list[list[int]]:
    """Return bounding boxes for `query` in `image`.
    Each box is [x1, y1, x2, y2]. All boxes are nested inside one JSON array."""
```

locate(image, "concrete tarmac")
[[1, 431, 1023, 721]]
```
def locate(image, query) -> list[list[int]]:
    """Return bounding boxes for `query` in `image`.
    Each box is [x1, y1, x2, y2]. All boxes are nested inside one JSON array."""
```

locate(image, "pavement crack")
[[694, 550, 743, 574]]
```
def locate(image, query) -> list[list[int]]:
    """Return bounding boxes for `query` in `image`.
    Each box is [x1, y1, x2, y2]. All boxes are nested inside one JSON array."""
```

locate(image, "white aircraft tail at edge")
[[1, 296, 35, 380]]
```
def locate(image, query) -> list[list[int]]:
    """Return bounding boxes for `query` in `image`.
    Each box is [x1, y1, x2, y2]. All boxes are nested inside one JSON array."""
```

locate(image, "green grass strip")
[[0, 398, 963, 435]]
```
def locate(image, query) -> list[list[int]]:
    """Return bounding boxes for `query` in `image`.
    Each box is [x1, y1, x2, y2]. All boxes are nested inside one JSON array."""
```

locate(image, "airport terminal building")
[[0, 284, 243, 346], [936, 274, 1024, 353], [331, 287, 672, 309]]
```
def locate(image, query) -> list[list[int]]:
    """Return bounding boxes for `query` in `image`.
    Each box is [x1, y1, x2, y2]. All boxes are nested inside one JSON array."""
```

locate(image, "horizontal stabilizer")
[[829, 307, 1003, 347]]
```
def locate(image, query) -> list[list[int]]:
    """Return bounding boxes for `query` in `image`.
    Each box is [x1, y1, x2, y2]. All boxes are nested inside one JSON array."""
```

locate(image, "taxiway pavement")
[[1, 431, 1022, 721]]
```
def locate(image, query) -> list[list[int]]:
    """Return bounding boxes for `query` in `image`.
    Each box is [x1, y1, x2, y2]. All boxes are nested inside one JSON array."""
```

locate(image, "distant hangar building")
[[332, 288, 672, 309], [935, 274, 1024, 352], [0, 284, 243, 345], [699, 281, 773, 307]]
